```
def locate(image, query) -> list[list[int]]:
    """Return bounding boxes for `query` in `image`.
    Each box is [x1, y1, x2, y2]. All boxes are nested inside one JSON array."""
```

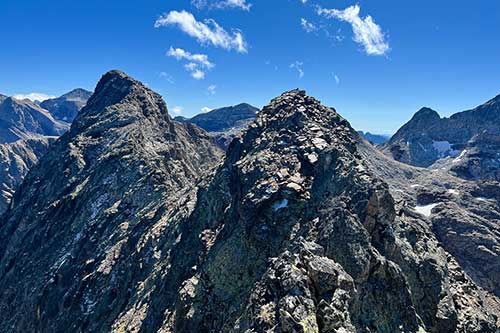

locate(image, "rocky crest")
[[383, 95, 500, 168], [0, 76, 497, 332], [40, 88, 92, 122]]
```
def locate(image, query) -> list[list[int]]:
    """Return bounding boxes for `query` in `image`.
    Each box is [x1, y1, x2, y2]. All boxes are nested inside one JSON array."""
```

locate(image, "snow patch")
[[272, 199, 288, 212], [432, 141, 459, 158], [414, 203, 441, 217], [453, 150, 467, 163], [410, 184, 421, 188], [447, 189, 459, 195]]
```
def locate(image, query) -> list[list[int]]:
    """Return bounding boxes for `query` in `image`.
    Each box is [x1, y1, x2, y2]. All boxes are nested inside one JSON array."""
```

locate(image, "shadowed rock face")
[[382, 95, 500, 168], [40, 88, 92, 122], [0, 78, 497, 333]]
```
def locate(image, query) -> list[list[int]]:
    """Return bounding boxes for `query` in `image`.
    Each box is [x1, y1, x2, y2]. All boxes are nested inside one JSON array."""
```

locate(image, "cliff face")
[[0, 75, 496, 332]]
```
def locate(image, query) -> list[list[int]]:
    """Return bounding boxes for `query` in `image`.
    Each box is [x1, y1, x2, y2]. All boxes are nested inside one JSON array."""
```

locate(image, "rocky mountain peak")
[[72, 70, 171, 132], [413, 106, 440, 120], [60, 88, 92, 99]]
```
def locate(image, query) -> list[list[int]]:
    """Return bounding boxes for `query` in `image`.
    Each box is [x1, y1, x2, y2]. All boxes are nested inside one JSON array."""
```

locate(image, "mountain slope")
[[0, 80, 496, 332], [383, 95, 500, 168], [162, 90, 496, 332], [175, 103, 259, 148], [0, 137, 56, 213], [40, 88, 92, 122], [0, 70, 223, 332], [0, 97, 69, 143]]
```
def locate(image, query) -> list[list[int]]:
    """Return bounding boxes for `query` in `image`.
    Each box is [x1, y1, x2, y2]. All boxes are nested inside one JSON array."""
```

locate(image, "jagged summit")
[[41, 88, 92, 122], [72, 70, 171, 132]]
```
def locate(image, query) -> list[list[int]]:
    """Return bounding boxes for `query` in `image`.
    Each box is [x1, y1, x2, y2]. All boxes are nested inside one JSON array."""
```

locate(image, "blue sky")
[[1, 0, 499, 133]]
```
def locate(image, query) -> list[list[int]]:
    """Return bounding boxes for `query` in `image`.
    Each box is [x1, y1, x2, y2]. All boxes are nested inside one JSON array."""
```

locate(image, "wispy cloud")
[[13, 93, 55, 102], [317, 5, 389, 56], [167, 47, 214, 80], [192, 0, 252, 11], [300, 18, 317, 33], [290, 61, 304, 78], [171, 106, 183, 115], [333, 74, 340, 85], [159, 72, 174, 84], [155, 10, 247, 53], [207, 84, 217, 95]]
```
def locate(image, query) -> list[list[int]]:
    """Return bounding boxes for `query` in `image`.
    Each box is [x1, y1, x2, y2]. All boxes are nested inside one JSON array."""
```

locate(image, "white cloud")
[[191, 70, 206, 80], [300, 0, 307, 3], [172, 106, 183, 115], [167, 47, 214, 68], [155, 10, 247, 53], [167, 47, 214, 80], [201, 106, 213, 113], [317, 5, 389, 56], [333, 74, 340, 85], [290, 61, 304, 78], [192, 0, 252, 11], [207, 84, 217, 95], [300, 18, 317, 33], [13, 93, 55, 102]]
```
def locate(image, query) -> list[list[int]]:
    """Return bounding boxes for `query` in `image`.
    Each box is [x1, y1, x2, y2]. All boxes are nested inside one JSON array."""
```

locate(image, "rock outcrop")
[[40, 88, 92, 122], [382, 95, 500, 168], [0, 77, 497, 332]]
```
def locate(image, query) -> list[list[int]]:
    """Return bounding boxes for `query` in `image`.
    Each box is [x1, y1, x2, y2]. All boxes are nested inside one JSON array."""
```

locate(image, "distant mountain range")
[[357, 131, 391, 144], [175, 103, 259, 148], [40, 88, 92, 122], [0, 89, 91, 213], [383, 95, 500, 169]]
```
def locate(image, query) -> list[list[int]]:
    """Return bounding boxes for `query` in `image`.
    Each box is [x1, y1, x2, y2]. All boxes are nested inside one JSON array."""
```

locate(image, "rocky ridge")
[[0, 74, 497, 332], [0, 70, 223, 332]]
